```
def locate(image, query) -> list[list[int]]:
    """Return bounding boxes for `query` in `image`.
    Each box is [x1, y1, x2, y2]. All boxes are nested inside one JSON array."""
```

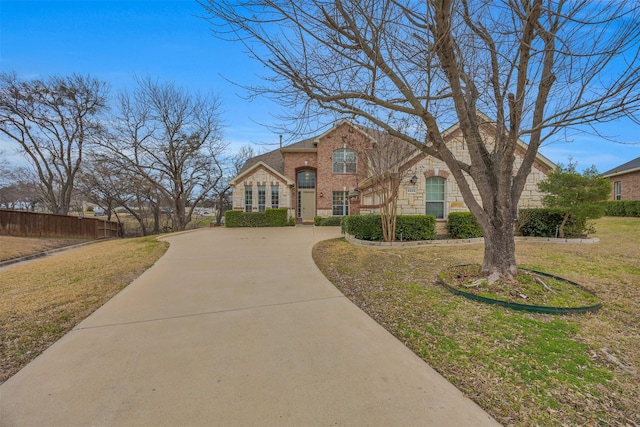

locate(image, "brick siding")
[[608, 170, 640, 200]]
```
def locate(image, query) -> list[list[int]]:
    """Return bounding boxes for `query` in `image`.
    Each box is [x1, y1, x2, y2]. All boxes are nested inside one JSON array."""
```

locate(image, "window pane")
[[258, 185, 266, 212], [271, 185, 279, 208], [426, 201, 444, 219], [425, 177, 445, 200], [244, 186, 252, 212], [333, 149, 357, 174], [297, 170, 316, 189], [332, 191, 349, 216], [425, 177, 445, 218]]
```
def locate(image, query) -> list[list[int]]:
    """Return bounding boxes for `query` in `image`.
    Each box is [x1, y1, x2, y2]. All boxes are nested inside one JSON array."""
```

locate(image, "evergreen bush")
[[314, 216, 343, 226], [343, 214, 436, 241], [447, 212, 483, 238], [265, 208, 288, 226], [517, 208, 587, 238]]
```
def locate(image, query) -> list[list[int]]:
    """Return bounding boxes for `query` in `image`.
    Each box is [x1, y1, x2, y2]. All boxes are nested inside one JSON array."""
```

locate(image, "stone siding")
[[360, 126, 550, 217], [232, 165, 292, 217]]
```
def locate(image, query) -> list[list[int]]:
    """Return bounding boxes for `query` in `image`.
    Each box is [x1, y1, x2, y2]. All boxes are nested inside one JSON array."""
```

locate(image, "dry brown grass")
[[0, 236, 168, 384], [313, 217, 640, 426], [0, 236, 90, 262]]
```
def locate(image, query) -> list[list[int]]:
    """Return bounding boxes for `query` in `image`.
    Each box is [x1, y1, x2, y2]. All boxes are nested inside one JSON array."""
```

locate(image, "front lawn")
[[0, 236, 168, 384], [313, 217, 639, 426]]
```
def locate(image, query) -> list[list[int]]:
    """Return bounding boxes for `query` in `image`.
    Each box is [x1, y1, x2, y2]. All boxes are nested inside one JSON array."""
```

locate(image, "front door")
[[301, 190, 316, 222]]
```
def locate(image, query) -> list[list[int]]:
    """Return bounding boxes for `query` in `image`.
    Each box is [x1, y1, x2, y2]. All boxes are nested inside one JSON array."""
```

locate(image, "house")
[[602, 156, 640, 201], [229, 119, 555, 224]]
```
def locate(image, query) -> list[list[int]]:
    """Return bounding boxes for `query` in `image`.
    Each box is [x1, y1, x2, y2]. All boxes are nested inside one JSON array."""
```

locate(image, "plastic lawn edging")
[[438, 267, 602, 315]]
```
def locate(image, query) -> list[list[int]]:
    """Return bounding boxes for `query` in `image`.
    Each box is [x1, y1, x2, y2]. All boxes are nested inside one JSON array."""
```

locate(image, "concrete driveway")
[[0, 226, 499, 426]]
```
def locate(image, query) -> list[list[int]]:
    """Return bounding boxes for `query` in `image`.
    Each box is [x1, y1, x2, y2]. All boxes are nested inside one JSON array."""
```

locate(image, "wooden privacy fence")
[[0, 209, 122, 239]]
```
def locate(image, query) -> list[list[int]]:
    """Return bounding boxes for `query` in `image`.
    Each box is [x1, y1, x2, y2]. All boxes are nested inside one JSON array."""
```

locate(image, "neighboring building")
[[602, 156, 640, 201], [229, 119, 555, 224]]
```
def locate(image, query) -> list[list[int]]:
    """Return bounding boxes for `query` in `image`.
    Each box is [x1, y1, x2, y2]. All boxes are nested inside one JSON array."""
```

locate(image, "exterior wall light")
[[410, 175, 418, 185]]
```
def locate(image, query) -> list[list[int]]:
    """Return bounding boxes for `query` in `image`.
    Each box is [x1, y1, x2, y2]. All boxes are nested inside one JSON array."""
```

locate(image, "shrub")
[[287, 216, 296, 226], [265, 208, 288, 227], [447, 212, 483, 238], [625, 200, 640, 217], [395, 215, 436, 241], [606, 200, 640, 217], [343, 215, 384, 240], [241, 212, 267, 227], [517, 208, 587, 238], [223, 210, 266, 227], [343, 214, 436, 241], [315, 216, 343, 226], [603, 200, 626, 216], [224, 210, 243, 227]]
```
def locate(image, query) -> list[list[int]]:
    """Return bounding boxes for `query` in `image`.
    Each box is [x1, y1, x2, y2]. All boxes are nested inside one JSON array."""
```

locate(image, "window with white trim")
[[332, 149, 357, 174], [258, 185, 266, 212], [614, 181, 622, 200], [332, 191, 349, 216], [271, 185, 279, 208], [244, 185, 253, 212], [425, 176, 445, 219]]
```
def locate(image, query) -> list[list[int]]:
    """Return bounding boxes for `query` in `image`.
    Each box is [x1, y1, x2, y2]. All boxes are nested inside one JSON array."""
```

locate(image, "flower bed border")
[[437, 266, 602, 315]]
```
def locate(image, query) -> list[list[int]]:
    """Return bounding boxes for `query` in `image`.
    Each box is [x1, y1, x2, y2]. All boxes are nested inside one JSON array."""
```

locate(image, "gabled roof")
[[238, 149, 285, 176], [230, 160, 293, 186], [238, 119, 376, 174], [602, 156, 640, 178], [279, 119, 377, 153], [437, 112, 556, 170]]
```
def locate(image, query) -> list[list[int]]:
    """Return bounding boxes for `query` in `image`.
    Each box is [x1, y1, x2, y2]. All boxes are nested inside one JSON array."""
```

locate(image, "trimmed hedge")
[[395, 215, 437, 241], [447, 212, 484, 238], [266, 208, 288, 226], [517, 208, 587, 238], [224, 208, 289, 227], [604, 200, 640, 217], [343, 214, 436, 241], [314, 216, 343, 226]]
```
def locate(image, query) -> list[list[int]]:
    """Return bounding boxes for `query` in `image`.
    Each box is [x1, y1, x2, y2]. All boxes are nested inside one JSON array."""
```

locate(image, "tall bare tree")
[[0, 73, 109, 214], [105, 78, 227, 231], [211, 145, 256, 225], [203, 0, 640, 278]]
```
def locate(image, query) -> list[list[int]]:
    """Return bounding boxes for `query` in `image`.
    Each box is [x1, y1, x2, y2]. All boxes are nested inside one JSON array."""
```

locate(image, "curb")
[[0, 240, 106, 269]]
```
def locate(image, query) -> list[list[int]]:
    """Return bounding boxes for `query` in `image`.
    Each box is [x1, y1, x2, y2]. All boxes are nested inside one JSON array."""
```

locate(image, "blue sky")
[[1, 0, 638, 172]]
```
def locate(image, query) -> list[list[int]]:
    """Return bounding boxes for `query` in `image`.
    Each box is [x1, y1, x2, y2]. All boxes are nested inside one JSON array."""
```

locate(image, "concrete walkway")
[[0, 226, 500, 426]]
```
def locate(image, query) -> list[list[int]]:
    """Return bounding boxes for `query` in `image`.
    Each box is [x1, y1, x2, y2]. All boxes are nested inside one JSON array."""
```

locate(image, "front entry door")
[[301, 190, 316, 222]]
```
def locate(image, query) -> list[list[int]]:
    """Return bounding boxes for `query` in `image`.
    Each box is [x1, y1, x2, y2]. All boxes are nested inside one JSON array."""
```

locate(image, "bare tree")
[[0, 72, 109, 214], [211, 145, 255, 225], [105, 78, 227, 231], [203, 0, 640, 278], [364, 130, 415, 242]]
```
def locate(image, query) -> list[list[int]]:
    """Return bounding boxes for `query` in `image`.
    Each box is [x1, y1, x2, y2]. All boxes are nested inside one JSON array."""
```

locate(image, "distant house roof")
[[602, 156, 640, 178]]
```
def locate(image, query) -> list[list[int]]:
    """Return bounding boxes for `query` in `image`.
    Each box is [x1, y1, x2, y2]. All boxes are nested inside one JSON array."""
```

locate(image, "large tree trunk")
[[481, 215, 518, 278]]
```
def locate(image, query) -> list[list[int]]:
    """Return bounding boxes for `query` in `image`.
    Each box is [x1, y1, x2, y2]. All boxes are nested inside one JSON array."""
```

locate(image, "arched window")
[[297, 170, 316, 188], [332, 148, 357, 174], [425, 176, 445, 219]]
